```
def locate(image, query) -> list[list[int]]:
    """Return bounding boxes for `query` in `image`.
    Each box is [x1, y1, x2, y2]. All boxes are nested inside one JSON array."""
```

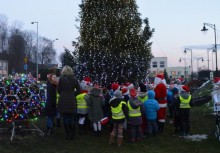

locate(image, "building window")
[[160, 61, 165, 68], [152, 61, 157, 68], [178, 71, 181, 75]]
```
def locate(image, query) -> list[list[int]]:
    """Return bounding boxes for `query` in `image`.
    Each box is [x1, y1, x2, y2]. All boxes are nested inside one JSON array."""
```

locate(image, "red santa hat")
[[130, 88, 137, 98], [181, 85, 190, 92], [156, 74, 164, 80], [111, 83, 120, 91], [121, 87, 129, 95], [125, 82, 134, 90], [80, 77, 92, 92], [176, 77, 184, 83], [83, 76, 91, 83], [214, 77, 220, 84]]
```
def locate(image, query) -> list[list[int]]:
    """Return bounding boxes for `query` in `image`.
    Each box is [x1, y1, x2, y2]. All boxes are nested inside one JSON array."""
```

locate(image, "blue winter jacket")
[[143, 90, 160, 120]]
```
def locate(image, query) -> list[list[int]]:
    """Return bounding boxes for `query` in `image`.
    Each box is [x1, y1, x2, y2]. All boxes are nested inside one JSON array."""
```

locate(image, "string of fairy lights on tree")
[[75, 0, 154, 87]]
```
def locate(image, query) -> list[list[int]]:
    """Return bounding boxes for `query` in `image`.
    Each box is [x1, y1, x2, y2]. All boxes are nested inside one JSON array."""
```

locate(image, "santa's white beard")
[[154, 78, 162, 86]]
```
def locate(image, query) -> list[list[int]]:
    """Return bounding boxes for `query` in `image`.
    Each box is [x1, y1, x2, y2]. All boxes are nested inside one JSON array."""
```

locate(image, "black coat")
[[45, 81, 57, 117], [57, 75, 80, 114]]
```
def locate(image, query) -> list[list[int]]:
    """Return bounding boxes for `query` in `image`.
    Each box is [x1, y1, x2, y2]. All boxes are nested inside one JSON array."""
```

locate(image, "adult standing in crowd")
[[57, 65, 80, 140], [45, 72, 57, 135], [154, 74, 167, 133]]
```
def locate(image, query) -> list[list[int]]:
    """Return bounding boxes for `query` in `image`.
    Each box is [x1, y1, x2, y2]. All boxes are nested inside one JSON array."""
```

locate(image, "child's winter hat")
[[114, 90, 123, 98], [171, 87, 178, 94], [111, 83, 120, 91], [175, 78, 184, 84], [80, 77, 92, 93], [121, 87, 129, 95], [147, 90, 155, 99], [138, 83, 147, 92], [181, 85, 190, 92], [125, 82, 134, 90], [129, 88, 137, 98]]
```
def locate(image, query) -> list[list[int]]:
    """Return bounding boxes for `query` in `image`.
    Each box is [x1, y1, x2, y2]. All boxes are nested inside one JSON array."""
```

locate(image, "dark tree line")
[[0, 15, 57, 76]]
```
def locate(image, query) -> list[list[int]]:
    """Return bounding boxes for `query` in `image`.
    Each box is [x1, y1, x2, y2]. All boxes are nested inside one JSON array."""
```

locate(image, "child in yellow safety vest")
[[175, 85, 193, 136], [128, 88, 144, 142], [109, 90, 129, 147]]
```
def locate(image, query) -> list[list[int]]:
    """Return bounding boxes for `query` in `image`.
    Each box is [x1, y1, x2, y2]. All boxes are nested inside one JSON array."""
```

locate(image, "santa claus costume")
[[154, 74, 167, 133]]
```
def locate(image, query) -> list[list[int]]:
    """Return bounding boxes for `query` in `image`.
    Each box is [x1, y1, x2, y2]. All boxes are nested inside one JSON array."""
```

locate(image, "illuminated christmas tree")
[[75, 0, 154, 87]]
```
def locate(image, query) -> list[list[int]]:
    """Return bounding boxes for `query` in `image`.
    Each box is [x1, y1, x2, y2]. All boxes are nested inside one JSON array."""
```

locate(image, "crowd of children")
[[46, 66, 194, 147]]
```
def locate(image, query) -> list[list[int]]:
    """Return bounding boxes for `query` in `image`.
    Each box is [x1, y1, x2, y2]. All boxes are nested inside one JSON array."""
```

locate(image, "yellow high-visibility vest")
[[76, 93, 89, 109], [138, 96, 148, 103], [128, 101, 141, 117], [179, 95, 191, 108], [111, 101, 126, 120]]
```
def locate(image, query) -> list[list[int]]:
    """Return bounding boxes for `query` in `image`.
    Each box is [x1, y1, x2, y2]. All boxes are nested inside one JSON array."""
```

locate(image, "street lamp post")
[[31, 21, 38, 80], [196, 57, 204, 73], [179, 58, 187, 81], [207, 47, 215, 71], [201, 23, 218, 73], [184, 48, 193, 80]]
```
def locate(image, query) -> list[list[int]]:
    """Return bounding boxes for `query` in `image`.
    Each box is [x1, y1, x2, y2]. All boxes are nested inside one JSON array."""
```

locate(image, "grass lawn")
[[0, 102, 219, 153], [0, 80, 219, 153]]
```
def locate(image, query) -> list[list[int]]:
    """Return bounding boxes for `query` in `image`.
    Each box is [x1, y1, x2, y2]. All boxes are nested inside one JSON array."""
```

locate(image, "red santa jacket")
[[154, 82, 167, 122]]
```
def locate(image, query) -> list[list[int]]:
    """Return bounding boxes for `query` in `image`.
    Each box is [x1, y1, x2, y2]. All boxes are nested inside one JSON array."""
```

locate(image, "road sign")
[[24, 64, 28, 70], [24, 57, 28, 63], [210, 72, 213, 80]]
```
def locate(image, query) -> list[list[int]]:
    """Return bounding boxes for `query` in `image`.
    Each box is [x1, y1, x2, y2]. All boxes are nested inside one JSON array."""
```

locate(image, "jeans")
[[147, 119, 158, 134]]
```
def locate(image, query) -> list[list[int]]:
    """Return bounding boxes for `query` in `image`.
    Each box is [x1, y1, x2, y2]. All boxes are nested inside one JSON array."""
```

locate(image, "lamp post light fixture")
[[179, 58, 187, 81], [184, 48, 193, 80], [31, 21, 39, 80], [201, 23, 218, 73], [195, 57, 204, 73]]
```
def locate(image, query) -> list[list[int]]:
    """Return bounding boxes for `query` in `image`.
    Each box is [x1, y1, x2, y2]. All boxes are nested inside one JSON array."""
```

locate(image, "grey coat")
[[86, 88, 104, 122], [57, 75, 80, 114]]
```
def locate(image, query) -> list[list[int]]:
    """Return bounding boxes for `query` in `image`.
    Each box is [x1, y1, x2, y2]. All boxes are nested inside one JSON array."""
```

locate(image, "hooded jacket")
[[86, 87, 104, 122], [143, 90, 160, 120]]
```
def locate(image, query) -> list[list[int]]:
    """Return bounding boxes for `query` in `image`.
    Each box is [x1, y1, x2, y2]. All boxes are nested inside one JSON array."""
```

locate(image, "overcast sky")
[[1, 0, 220, 71]]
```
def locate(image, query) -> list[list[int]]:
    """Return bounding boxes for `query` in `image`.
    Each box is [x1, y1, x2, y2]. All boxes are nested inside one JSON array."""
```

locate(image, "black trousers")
[[179, 108, 190, 134]]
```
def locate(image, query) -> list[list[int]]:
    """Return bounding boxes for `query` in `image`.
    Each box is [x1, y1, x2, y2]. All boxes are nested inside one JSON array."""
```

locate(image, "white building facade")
[[150, 57, 191, 80]]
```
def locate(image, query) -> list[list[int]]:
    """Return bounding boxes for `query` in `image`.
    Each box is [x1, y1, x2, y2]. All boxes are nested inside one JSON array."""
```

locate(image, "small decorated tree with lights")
[[75, 0, 154, 87]]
